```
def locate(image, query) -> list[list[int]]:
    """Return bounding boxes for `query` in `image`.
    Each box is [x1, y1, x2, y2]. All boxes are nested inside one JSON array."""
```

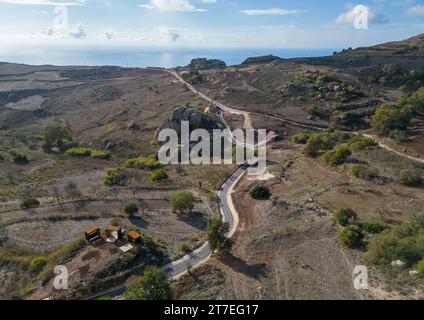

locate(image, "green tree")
[[338, 225, 364, 248], [332, 208, 358, 227], [124, 266, 173, 300], [43, 125, 74, 152], [206, 218, 233, 254], [371, 104, 412, 136], [408, 86, 424, 112], [123, 202, 139, 216], [322, 145, 352, 166], [171, 192, 195, 214], [249, 185, 271, 200]]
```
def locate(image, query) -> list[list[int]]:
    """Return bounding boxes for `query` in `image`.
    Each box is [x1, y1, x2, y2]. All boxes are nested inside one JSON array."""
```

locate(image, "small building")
[[127, 231, 141, 243], [106, 225, 122, 239], [85, 226, 101, 242]]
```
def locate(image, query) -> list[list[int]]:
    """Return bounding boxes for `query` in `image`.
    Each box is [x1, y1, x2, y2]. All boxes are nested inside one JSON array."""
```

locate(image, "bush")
[[29, 256, 48, 274], [322, 145, 351, 166], [338, 225, 364, 248], [371, 104, 412, 136], [398, 169, 422, 187], [348, 136, 378, 150], [291, 133, 311, 144], [332, 208, 357, 227], [21, 198, 40, 209], [126, 156, 162, 170], [416, 258, 424, 274], [249, 185, 271, 199], [11, 152, 28, 164], [171, 192, 195, 214], [103, 167, 128, 186], [90, 150, 110, 159], [303, 133, 335, 157], [351, 164, 379, 180], [124, 266, 173, 300], [123, 202, 138, 216], [65, 147, 92, 157], [151, 169, 168, 182], [366, 214, 424, 267]]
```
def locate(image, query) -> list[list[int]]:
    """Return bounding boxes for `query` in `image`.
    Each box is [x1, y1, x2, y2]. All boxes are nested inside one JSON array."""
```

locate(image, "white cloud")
[[241, 8, 306, 16], [406, 4, 424, 16], [335, 5, 387, 25], [69, 23, 86, 39], [139, 0, 207, 12], [0, 0, 85, 5], [157, 26, 180, 41]]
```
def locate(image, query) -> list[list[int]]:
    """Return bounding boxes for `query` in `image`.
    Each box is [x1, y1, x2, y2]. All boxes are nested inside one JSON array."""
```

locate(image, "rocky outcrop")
[[188, 58, 226, 70], [156, 106, 222, 139], [241, 54, 281, 65]]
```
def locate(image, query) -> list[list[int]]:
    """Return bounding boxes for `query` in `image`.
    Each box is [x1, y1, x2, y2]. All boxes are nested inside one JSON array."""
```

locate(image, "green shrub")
[[90, 150, 110, 159], [398, 169, 422, 187], [180, 242, 192, 253], [365, 214, 424, 267], [126, 156, 162, 170], [332, 208, 357, 227], [371, 104, 412, 136], [303, 133, 335, 157], [21, 198, 40, 209], [351, 164, 379, 180], [103, 167, 128, 186], [249, 185, 271, 199], [123, 202, 138, 216], [322, 145, 351, 166], [171, 192, 195, 214], [11, 152, 28, 164], [291, 133, 311, 144], [416, 258, 424, 274], [356, 222, 387, 235], [338, 225, 364, 248], [348, 136, 378, 150], [29, 256, 48, 274], [151, 169, 168, 182], [65, 147, 92, 157]]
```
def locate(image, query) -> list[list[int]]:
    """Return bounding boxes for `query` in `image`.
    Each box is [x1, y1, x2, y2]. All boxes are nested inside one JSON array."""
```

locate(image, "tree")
[[332, 208, 357, 227], [124, 266, 173, 300], [371, 104, 412, 136], [338, 225, 364, 248], [43, 125, 74, 152], [171, 192, 195, 214], [123, 202, 138, 217], [206, 218, 233, 254], [249, 185, 271, 200]]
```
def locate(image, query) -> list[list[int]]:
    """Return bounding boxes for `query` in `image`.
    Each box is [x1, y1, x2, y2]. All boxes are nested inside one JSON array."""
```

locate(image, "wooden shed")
[[127, 231, 141, 243], [106, 225, 122, 239], [85, 226, 101, 242]]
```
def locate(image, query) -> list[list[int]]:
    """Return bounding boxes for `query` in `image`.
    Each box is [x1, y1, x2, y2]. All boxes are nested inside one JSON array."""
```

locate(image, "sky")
[[0, 0, 423, 51]]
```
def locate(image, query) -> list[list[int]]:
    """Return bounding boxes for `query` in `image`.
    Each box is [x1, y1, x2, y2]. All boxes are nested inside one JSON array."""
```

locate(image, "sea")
[[0, 47, 336, 68]]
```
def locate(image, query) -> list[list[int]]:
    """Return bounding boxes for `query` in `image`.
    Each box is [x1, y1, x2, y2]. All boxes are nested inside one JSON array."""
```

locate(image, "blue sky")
[[0, 0, 423, 50]]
